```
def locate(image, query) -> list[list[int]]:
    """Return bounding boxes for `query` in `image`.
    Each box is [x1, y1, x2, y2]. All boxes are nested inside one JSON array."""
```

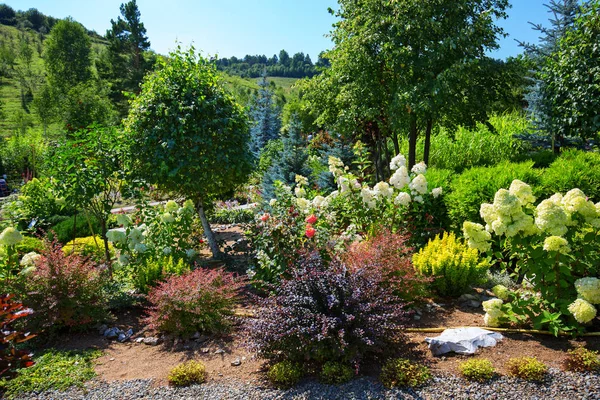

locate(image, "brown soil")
[[41, 225, 600, 386]]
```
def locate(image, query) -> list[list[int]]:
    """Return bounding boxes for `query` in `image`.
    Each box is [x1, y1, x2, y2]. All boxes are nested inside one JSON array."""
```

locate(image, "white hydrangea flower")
[[118, 253, 130, 265], [296, 197, 311, 213], [536, 198, 570, 236], [509, 180, 536, 206], [0, 227, 23, 246], [431, 187, 443, 198], [183, 199, 195, 211], [165, 200, 179, 213], [484, 312, 502, 327], [328, 156, 345, 177], [294, 186, 306, 198], [389, 166, 410, 189], [543, 236, 570, 254], [338, 177, 350, 193], [128, 228, 144, 244], [574, 277, 600, 304], [413, 195, 424, 203], [568, 299, 597, 324], [161, 212, 175, 223], [312, 195, 326, 208], [20, 252, 40, 267], [408, 174, 428, 195], [463, 221, 492, 252], [134, 243, 148, 253], [394, 192, 411, 206], [562, 189, 597, 221], [482, 298, 504, 312], [295, 174, 308, 186], [361, 187, 377, 209], [269, 199, 277, 207], [373, 181, 393, 199], [390, 154, 407, 171], [411, 161, 427, 174]]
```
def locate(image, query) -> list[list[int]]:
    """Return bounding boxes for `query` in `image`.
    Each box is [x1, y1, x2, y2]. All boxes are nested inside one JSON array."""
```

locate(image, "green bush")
[[562, 347, 600, 372], [0, 349, 101, 399], [63, 236, 115, 262], [49, 213, 103, 244], [380, 358, 431, 388], [413, 232, 488, 297], [458, 358, 495, 382], [267, 361, 304, 389], [210, 207, 255, 224], [168, 360, 207, 386], [15, 236, 44, 254], [539, 150, 600, 202], [133, 255, 191, 294], [320, 361, 354, 384], [445, 161, 543, 228], [400, 113, 529, 173], [506, 357, 548, 381]]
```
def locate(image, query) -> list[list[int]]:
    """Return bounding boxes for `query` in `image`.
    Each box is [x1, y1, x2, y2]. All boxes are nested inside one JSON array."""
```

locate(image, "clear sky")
[[7, 0, 556, 60]]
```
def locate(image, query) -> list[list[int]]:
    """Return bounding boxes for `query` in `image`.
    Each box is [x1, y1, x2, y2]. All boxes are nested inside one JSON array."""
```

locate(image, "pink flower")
[[305, 214, 318, 225], [305, 225, 316, 239]]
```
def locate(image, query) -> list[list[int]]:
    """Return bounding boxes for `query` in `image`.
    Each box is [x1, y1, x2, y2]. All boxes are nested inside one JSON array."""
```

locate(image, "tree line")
[[215, 50, 330, 78]]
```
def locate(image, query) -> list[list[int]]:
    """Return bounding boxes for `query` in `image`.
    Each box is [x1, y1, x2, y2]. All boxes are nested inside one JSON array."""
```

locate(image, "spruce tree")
[[249, 73, 281, 156], [262, 116, 310, 200], [521, 0, 586, 150]]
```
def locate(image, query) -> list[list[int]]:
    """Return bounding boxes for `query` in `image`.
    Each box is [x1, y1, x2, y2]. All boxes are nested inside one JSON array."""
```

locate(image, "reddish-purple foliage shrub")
[[246, 252, 410, 369], [343, 231, 431, 301], [144, 268, 246, 337], [10, 241, 109, 332], [0, 294, 35, 378]]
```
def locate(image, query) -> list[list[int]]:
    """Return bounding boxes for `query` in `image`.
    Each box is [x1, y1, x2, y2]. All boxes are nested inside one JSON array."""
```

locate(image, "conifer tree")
[[249, 72, 281, 156], [262, 116, 310, 200]]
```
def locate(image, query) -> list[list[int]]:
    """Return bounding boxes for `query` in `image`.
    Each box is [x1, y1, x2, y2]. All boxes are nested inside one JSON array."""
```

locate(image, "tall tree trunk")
[[392, 131, 400, 156], [408, 115, 418, 169], [101, 219, 112, 275], [423, 118, 433, 166], [197, 198, 220, 258]]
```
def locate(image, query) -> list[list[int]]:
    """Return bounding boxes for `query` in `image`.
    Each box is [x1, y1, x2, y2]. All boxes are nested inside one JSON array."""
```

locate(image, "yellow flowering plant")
[[463, 181, 600, 335]]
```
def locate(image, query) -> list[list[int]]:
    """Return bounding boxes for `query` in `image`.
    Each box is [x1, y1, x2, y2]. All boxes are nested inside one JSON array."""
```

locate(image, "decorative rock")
[[135, 337, 145, 343], [142, 337, 161, 346], [214, 349, 225, 354], [467, 300, 481, 308], [231, 358, 241, 366], [201, 348, 210, 353], [413, 315, 421, 321], [458, 294, 479, 302]]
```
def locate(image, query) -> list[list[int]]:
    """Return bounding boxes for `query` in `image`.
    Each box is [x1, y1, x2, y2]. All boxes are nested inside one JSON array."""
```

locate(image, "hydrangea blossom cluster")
[[0, 227, 23, 246], [543, 236, 570, 254], [574, 277, 600, 304], [492, 285, 511, 301], [568, 298, 597, 324], [462, 221, 491, 252], [482, 298, 505, 327]]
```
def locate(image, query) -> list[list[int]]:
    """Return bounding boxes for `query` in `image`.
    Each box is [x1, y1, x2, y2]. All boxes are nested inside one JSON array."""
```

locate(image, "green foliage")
[[458, 359, 495, 382], [167, 360, 207, 387], [542, 1, 600, 141], [413, 232, 489, 297], [562, 347, 600, 372], [0, 129, 48, 179], [539, 150, 600, 201], [125, 46, 252, 257], [63, 235, 115, 262], [380, 358, 431, 388], [0, 349, 101, 399], [14, 236, 44, 255], [506, 357, 548, 381], [445, 161, 543, 228], [320, 361, 353, 385], [133, 255, 190, 294], [2, 178, 63, 231], [267, 361, 304, 389], [44, 18, 92, 90], [49, 213, 103, 244], [209, 206, 255, 225]]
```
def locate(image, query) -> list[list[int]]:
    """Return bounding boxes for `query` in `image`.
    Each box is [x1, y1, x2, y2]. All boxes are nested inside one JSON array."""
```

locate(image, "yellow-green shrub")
[[267, 361, 304, 388], [63, 236, 115, 262], [135, 256, 191, 293], [320, 361, 353, 384], [380, 358, 431, 388], [562, 347, 600, 372], [413, 232, 488, 296], [506, 357, 548, 381], [168, 360, 206, 386], [458, 358, 495, 382]]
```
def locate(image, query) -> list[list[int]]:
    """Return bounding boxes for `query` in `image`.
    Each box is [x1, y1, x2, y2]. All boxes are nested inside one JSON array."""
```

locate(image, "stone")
[[467, 300, 481, 308], [413, 315, 421, 321], [143, 337, 162, 346], [201, 348, 210, 353], [214, 349, 225, 354], [458, 294, 479, 302], [231, 358, 241, 366], [135, 337, 145, 343]]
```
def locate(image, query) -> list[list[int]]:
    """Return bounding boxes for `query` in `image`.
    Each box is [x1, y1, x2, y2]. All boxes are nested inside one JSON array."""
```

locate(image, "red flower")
[[260, 213, 270, 222], [305, 214, 318, 225], [305, 225, 316, 239]]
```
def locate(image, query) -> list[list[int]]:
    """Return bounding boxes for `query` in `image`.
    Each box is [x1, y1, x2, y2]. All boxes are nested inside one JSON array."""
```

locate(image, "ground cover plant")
[[458, 358, 496, 382], [562, 347, 600, 372], [505, 357, 548, 381], [379, 358, 432, 388], [267, 361, 305, 389], [167, 360, 207, 387], [0, 349, 101, 399]]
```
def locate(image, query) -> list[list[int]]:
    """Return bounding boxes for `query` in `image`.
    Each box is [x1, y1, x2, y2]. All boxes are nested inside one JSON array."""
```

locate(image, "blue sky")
[[8, 0, 554, 60]]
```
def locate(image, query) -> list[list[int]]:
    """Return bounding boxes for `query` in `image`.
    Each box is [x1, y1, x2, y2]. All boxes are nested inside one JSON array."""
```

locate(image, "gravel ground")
[[15, 369, 600, 400]]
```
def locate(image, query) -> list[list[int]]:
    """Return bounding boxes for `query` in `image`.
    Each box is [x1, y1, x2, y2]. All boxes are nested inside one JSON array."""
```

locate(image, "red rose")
[[260, 213, 270, 222], [305, 214, 318, 225], [305, 225, 316, 238]]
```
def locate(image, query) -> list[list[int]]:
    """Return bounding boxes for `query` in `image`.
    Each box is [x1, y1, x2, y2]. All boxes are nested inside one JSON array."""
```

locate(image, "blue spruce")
[[249, 73, 281, 157]]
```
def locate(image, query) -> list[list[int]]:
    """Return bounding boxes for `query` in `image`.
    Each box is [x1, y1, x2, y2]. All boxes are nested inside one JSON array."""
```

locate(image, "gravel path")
[[15, 369, 600, 400]]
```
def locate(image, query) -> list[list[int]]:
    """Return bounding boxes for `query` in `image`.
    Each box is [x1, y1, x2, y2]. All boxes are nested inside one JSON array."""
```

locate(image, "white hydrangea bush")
[[462, 180, 600, 334], [107, 199, 198, 267]]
